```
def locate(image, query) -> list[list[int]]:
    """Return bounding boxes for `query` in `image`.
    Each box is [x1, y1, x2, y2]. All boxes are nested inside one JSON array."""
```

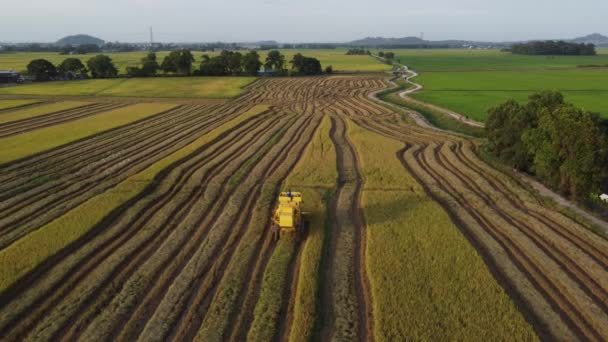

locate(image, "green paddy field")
[[392, 48, 608, 120]]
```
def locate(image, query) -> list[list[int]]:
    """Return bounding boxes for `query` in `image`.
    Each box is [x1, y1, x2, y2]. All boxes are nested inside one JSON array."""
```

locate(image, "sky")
[[1, 0, 607, 43]]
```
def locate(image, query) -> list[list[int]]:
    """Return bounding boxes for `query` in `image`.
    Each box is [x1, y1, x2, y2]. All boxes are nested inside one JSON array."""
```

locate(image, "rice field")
[[0, 77, 256, 98], [0, 74, 605, 342], [392, 48, 608, 120]]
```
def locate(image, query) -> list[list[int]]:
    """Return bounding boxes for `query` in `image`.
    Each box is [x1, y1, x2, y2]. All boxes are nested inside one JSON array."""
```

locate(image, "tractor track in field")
[[0, 100, 51, 114], [358, 97, 608, 340], [342, 76, 608, 340], [224, 114, 323, 342], [451, 142, 608, 268], [276, 222, 307, 342], [0, 101, 241, 186], [0, 109, 286, 341], [102, 117, 292, 342], [119, 113, 316, 342], [0, 102, 258, 248], [402, 144, 608, 341], [321, 115, 372, 342], [0, 102, 129, 138], [432, 143, 608, 313]]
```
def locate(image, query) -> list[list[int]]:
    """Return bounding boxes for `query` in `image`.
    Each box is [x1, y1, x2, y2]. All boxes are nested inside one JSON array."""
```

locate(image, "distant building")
[[0, 70, 21, 84], [258, 69, 277, 77]]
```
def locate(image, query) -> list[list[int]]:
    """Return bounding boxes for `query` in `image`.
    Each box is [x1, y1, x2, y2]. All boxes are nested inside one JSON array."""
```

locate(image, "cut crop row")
[[0, 102, 128, 138]]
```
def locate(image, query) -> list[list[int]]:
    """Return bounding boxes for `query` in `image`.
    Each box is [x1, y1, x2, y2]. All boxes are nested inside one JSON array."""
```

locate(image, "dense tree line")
[[60, 44, 101, 55], [195, 50, 324, 76], [377, 51, 395, 59], [126, 52, 160, 77], [160, 49, 195, 75], [26, 54, 118, 81], [25, 49, 328, 81], [510, 41, 596, 55], [486, 91, 608, 200], [196, 50, 261, 76], [289, 53, 323, 75], [346, 48, 370, 55]]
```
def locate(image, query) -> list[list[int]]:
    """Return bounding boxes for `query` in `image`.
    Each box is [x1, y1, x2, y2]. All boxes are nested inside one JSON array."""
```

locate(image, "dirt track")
[[1, 75, 607, 341]]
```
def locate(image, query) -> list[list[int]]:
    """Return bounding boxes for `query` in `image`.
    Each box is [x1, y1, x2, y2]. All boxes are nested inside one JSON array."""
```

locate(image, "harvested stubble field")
[[0, 73, 606, 341], [0, 76, 256, 98]]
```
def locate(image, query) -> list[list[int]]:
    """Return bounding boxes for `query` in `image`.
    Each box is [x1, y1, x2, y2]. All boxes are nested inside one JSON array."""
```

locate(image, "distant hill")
[[350, 36, 426, 46], [348, 36, 501, 48], [56, 34, 104, 47], [570, 33, 608, 46]]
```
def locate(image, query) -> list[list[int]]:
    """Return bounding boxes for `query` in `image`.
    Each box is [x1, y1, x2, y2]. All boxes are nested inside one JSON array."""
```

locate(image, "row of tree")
[[25, 49, 329, 81], [59, 44, 102, 55], [197, 50, 263, 76], [346, 48, 370, 55], [486, 91, 608, 200], [378, 51, 395, 59], [26, 55, 118, 81], [510, 41, 596, 55], [196, 50, 326, 76]]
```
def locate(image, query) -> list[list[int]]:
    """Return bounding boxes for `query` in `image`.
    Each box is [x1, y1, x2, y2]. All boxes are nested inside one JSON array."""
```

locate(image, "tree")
[[242, 50, 262, 76], [221, 50, 243, 75], [384, 52, 395, 59], [346, 48, 367, 55], [140, 52, 160, 76], [57, 58, 87, 79], [290, 53, 322, 75], [199, 55, 229, 76], [325, 65, 333, 74], [487, 90, 608, 200], [485, 100, 536, 170], [26, 59, 57, 81], [290, 53, 305, 71], [264, 50, 286, 72], [75, 44, 101, 54], [86, 55, 118, 78], [161, 49, 195, 75], [523, 105, 608, 198], [161, 53, 178, 74], [511, 40, 596, 55], [128, 52, 160, 77], [60, 44, 74, 55]]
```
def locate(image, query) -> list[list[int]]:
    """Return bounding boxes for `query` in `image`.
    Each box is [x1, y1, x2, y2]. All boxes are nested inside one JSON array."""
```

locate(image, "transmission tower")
[[420, 32, 424, 40], [149, 26, 154, 50]]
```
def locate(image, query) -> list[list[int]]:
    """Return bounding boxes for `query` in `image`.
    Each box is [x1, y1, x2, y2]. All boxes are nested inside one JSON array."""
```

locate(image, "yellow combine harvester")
[[270, 191, 306, 240]]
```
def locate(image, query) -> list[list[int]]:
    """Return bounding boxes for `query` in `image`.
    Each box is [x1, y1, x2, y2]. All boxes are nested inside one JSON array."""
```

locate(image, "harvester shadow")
[[356, 193, 421, 227]]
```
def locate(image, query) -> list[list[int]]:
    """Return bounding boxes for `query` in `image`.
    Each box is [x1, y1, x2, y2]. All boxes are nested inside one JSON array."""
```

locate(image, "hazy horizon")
[[1, 0, 607, 43]]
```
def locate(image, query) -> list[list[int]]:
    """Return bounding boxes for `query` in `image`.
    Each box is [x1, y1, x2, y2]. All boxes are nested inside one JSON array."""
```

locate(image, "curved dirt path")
[[398, 69, 485, 128], [372, 54, 484, 128]]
